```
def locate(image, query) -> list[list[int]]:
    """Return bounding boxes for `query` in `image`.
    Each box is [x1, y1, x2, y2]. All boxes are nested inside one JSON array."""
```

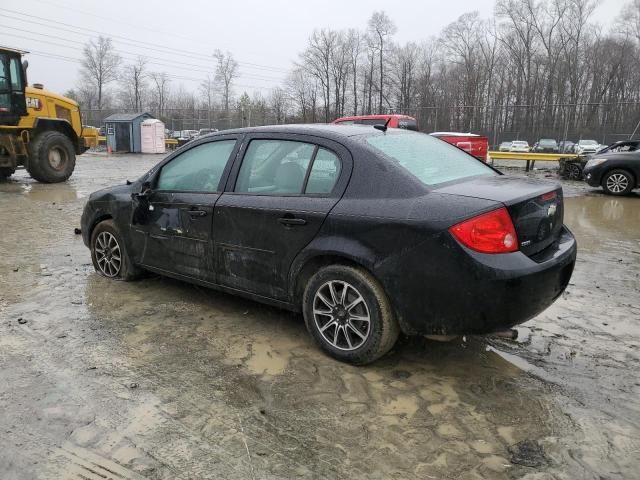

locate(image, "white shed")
[[141, 119, 166, 154]]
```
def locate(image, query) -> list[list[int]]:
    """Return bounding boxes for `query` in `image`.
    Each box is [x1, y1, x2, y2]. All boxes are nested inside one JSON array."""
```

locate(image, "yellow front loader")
[[0, 46, 90, 183]]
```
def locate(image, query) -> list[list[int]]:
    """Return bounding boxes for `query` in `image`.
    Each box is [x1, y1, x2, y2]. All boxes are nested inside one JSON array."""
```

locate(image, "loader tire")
[[27, 131, 76, 183], [0, 167, 14, 179]]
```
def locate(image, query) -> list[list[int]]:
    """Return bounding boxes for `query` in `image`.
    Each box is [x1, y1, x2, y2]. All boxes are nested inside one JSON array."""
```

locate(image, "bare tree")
[[286, 67, 318, 122], [149, 72, 170, 118], [200, 75, 216, 128], [269, 87, 289, 124], [300, 29, 338, 121], [367, 11, 397, 113], [80, 36, 121, 109], [120, 56, 147, 111], [213, 50, 239, 118]]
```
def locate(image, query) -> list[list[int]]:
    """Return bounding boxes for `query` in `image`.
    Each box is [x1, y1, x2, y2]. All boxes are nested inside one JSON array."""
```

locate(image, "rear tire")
[[303, 265, 399, 365], [90, 220, 141, 281], [27, 131, 76, 183], [602, 169, 634, 196]]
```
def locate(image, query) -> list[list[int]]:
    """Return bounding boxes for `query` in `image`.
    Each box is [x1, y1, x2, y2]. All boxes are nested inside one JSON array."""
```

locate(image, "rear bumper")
[[380, 227, 577, 335]]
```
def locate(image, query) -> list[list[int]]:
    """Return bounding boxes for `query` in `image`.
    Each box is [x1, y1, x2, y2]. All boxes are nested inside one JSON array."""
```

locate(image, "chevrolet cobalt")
[[81, 125, 577, 364]]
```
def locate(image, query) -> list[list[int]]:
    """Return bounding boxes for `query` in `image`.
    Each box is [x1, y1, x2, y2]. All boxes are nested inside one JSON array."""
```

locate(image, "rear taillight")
[[449, 207, 519, 254]]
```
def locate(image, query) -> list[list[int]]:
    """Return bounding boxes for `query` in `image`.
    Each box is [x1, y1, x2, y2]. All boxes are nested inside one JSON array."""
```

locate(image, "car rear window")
[[364, 132, 496, 186], [398, 119, 418, 131]]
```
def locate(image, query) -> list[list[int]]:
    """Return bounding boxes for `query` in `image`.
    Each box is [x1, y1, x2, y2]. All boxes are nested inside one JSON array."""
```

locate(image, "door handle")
[[189, 209, 208, 218], [278, 217, 307, 226]]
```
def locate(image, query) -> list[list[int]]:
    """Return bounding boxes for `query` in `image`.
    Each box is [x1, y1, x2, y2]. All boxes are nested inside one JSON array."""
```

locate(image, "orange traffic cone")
[[107, 145, 112, 155]]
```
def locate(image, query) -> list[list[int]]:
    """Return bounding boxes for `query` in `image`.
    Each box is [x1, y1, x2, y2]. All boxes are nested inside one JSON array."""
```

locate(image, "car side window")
[[305, 148, 341, 194], [235, 140, 315, 194], [156, 139, 236, 192]]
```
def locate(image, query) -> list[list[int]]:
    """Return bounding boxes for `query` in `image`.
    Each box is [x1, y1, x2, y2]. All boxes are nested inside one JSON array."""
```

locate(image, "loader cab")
[[0, 47, 28, 126]]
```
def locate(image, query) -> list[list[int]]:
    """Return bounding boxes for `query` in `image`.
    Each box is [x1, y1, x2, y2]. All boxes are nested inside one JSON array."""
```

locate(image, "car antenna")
[[374, 117, 392, 133]]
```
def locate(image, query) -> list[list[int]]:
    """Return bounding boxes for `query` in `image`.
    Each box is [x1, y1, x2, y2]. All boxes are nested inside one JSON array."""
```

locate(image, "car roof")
[[430, 132, 480, 137], [334, 114, 415, 121], [209, 123, 394, 140]]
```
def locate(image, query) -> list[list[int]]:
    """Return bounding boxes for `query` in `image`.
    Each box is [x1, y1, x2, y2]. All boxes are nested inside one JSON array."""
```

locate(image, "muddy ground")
[[0, 153, 638, 480]]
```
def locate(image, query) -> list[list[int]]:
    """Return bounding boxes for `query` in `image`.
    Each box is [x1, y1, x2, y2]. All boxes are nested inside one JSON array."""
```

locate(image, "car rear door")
[[213, 133, 351, 301], [130, 136, 241, 281]]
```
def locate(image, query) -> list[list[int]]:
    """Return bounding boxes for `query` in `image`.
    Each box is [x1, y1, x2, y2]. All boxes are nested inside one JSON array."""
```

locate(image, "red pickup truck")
[[332, 116, 489, 162], [429, 132, 490, 163], [332, 114, 418, 131]]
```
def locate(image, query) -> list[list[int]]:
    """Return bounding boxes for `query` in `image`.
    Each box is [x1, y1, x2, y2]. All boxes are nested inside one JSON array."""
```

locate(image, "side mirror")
[[132, 181, 153, 201]]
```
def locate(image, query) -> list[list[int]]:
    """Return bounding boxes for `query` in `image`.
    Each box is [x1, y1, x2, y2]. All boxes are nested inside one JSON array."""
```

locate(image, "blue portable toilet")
[[104, 112, 154, 153]]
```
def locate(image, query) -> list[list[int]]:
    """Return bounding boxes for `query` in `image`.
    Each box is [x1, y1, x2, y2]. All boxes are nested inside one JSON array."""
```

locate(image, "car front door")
[[130, 136, 240, 281], [213, 134, 351, 301]]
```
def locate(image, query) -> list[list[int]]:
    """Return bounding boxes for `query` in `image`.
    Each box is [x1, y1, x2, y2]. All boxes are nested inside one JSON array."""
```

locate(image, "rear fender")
[[288, 235, 378, 303]]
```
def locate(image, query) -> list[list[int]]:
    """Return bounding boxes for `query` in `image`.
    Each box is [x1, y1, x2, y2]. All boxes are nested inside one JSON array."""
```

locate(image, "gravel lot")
[[0, 152, 638, 479]]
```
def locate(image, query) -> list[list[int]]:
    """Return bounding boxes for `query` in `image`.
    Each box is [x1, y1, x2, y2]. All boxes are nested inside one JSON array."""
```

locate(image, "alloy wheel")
[[94, 231, 122, 277], [313, 280, 371, 351], [606, 173, 629, 193]]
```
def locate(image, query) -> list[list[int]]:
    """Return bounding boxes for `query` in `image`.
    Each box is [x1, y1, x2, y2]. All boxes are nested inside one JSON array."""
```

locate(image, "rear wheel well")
[[293, 255, 370, 307]]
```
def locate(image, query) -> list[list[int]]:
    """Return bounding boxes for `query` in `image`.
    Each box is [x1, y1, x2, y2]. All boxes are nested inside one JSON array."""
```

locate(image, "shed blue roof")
[[104, 112, 153, 122]]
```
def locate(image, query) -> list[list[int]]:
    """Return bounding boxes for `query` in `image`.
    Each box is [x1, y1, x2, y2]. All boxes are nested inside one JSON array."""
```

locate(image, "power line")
[[1, 26, 284, 83], [0, 6, 290, 74], [20, 49, 276, 92]]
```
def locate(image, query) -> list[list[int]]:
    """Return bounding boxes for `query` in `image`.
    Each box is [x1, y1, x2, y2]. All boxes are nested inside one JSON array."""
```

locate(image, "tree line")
[[68, 0, 640, 144]]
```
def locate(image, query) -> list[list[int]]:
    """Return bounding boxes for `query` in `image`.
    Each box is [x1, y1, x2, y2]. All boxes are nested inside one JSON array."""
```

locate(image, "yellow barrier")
[[489, 151, 578, 161], [489, 151, 580, 171], [92, 136, 178, 148]]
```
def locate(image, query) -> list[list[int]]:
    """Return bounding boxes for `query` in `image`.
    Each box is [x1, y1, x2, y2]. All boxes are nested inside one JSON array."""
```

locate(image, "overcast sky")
[[0, 0, 628, 95]]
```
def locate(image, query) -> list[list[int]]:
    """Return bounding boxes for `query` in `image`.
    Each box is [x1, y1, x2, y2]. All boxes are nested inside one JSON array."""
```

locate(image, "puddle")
[[1, 156, 638, 479], [564, 195, 640, 252]]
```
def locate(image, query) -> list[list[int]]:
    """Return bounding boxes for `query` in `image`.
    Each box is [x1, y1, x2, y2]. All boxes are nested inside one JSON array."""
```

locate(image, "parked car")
[[197, 128, 218, 137], [574, 139, 600, 155], [498, 141, 512, 152], [333, 114, 418, 131], [533, 138, 559, 153], [176, 130, 199, 146], [558, 140, 575, 153], [510, 140, 530, 152], [583, 150, 640, 195], [430, 132, 490, 162], [81, 125, 576, 364]]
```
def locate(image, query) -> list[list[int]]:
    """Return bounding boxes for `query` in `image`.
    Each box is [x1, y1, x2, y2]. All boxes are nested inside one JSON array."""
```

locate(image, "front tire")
[[27, 131, 76, 183], [303, 265, 399, 365], [90, 220, 140, 281], [602, 169, 634, 196]]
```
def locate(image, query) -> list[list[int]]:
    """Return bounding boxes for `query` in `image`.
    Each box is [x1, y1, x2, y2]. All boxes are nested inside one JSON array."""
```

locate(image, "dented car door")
[[131, 137, 240, 281]]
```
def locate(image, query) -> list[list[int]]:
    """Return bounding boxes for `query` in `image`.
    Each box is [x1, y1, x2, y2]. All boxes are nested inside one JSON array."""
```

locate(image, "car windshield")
[[540, 139, 556, 145], [513, 141, 528, 145], [364, 132, 496, 186], [580, 140, 598, 145]]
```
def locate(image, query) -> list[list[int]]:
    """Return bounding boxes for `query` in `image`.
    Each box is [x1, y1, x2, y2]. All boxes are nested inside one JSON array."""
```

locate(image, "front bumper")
[[381, 227, 577, 336], [583, 167, 602, 186]]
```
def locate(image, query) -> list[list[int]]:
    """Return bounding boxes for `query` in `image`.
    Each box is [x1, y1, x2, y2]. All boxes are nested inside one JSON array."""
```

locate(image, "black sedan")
[[81, 125, 577, 364], [583, 150, 640, 195]]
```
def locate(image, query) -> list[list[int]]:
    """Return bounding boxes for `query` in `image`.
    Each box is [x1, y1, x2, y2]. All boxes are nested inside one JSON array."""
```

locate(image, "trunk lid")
[[435, 176, 564, 257]]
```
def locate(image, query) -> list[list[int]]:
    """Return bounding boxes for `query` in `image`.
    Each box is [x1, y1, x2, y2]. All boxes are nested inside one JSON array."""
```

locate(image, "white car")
[[574, 139, 600, 155], [510, 141, 530, 152]]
